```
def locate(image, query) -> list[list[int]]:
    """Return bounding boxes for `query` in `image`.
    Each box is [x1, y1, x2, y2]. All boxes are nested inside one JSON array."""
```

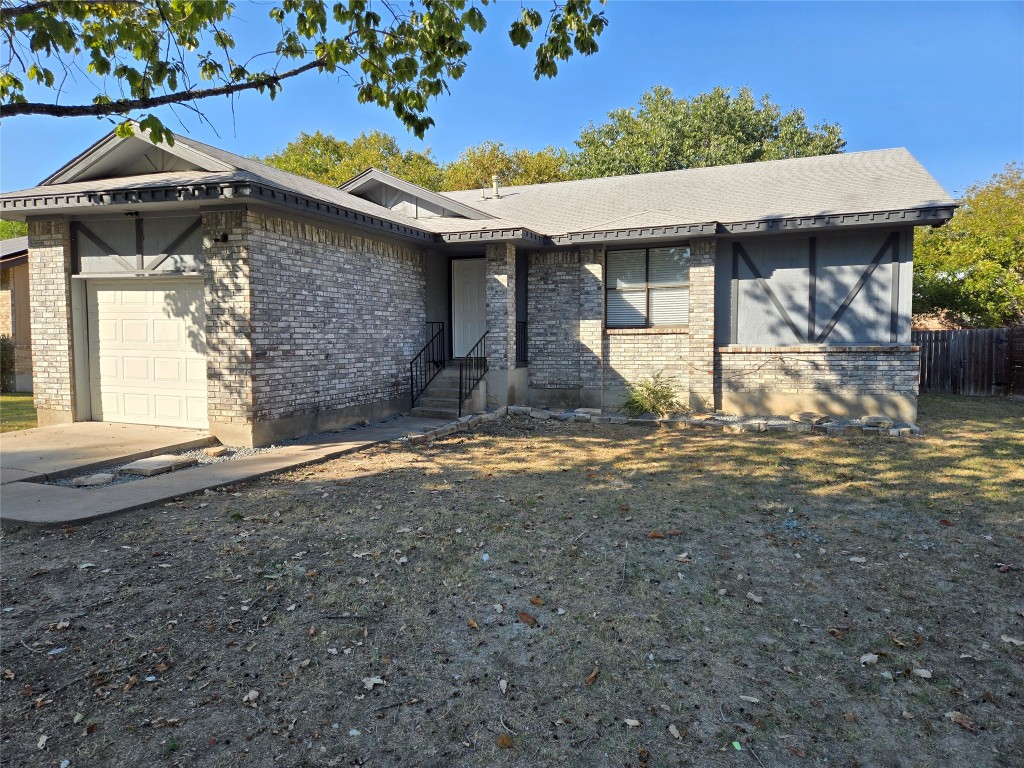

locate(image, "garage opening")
[[86, 279, 208, 429]]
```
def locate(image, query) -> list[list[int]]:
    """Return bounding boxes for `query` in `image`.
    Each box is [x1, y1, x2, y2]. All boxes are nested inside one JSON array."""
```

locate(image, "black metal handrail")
[[410, 322, 445, 408], [515, 320, 528, 365], [458, 330, 488, 417]]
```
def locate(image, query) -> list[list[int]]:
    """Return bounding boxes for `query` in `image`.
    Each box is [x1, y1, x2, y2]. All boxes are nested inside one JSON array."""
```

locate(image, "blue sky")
[[1, 1, 1021, 195]]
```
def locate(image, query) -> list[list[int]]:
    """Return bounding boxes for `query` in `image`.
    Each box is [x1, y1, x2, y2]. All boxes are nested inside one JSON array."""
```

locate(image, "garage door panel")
[[122, 320, 149, 343], [153, 319, 182, 343], [96, 355, 120, 380], [154, 358, 181, 382], [97, 319, 119, 342], [123, 357, 151, 381], [121, 290, 150, 306], [87, 280, 207, 429], [123, 393, 151, 418], [186, 396, 207, 422], [185, 359, 206, 383], [154, 396, 182, 421], [100, 392, 122, 417]]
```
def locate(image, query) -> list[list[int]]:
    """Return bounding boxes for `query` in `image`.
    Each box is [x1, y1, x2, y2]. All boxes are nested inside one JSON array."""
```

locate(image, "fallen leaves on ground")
[[518, 612, 538, 626], [585, 667, 599, 685], [496, 733, 513, 749], [945, 711, 975, 731]]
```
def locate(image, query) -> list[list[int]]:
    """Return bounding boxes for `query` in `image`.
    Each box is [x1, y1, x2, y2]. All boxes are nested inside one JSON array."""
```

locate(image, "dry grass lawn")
[[1, 395, 1022, 767]]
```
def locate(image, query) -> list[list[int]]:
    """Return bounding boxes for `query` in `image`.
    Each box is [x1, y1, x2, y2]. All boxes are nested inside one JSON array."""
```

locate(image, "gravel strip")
[[45, 416, 412, 490]]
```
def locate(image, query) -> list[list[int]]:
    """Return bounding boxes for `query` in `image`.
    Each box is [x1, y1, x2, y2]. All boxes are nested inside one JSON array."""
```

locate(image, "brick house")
[[0, 235, 32, 392], [0, 130, 954, 446]]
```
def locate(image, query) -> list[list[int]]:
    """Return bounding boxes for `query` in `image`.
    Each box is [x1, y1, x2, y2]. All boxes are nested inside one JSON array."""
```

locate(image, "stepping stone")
[[120, 454, 197, 477], [862, 415, 895, 428], [790, 411, 829, 425], [204, 445, 230, 458], [72, 473, 114, 487]]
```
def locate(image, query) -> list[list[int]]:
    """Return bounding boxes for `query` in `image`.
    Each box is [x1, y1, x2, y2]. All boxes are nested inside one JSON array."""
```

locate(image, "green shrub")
[[621, 371, 683, 418], [0, 335, 14, 393]]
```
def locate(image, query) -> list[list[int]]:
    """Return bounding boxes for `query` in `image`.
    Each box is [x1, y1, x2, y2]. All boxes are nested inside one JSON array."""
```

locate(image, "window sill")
[[605, 326, 689, 336]]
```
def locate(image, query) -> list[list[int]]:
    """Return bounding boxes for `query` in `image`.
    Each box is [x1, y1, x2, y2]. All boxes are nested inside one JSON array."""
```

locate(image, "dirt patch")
[[2, 395, 1022, 767]]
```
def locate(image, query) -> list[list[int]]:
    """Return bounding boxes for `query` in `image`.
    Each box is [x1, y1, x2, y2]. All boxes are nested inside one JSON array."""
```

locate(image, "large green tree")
[[0, 220, 28, 239], [263, 130, 444, 190], [0, 0, 607, 143], [440, 141, 570, 190], [571, 85, 845, 178], [913, 163, 1024, 328]]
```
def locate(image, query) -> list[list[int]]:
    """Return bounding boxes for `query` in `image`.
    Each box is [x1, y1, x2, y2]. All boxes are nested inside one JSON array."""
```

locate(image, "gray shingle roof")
[[439, 148, 953, 237], [1, 130, 953, 244], [0, 236, 28, 259]]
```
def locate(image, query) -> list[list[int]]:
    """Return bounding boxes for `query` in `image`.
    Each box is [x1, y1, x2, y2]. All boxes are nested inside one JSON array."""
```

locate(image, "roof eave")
[[437, 227, 549, 246], [716, 206, 956, 235], [0, 181, 440, 244], [553, 221, 719, 245], [0, 254, 28, 270]]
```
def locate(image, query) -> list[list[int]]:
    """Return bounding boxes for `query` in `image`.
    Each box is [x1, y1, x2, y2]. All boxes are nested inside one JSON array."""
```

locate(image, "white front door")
[[451, 258, 486, 357], [86, 279, 209, 428]]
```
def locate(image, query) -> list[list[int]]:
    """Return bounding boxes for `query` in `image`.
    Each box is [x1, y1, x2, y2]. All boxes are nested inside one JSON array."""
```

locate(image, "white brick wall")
[[716, 345, 921, 396], [246, 212, 426, 422], [27, 220, 74, 416]]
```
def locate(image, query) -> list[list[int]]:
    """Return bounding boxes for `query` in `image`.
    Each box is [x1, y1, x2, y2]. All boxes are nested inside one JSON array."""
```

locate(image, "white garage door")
[[87, 279, 208, 429]]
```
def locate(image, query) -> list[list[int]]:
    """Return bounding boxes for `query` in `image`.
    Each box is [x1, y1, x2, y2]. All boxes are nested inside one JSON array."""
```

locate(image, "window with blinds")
[[606, 246, 690, 327]]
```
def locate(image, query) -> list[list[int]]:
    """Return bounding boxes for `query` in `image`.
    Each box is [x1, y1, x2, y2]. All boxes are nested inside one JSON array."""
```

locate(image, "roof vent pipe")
[[491, 174, 500, 199]]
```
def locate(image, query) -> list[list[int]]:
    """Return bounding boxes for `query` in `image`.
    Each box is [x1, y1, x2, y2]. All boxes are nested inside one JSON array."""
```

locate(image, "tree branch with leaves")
[[0, 0, 607, 143]]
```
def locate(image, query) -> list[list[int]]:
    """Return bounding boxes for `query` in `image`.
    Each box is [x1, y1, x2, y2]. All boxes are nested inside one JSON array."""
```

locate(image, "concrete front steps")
[[410, 366, 474, 420]]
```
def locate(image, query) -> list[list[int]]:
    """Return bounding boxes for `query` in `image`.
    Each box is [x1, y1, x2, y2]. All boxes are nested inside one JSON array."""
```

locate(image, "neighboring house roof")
[[0, 127, 955, 247], [0, 236, 28, 270]]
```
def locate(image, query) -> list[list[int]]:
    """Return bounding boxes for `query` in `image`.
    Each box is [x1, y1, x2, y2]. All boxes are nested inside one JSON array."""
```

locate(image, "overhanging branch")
[[1, 58, 326, 118]]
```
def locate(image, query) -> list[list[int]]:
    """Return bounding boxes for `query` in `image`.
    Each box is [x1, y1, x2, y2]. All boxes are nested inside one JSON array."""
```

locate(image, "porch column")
[[28, 219, 76, 425], [484, 242, 517, 407], [687, 237, 716, 410], [579, 245, 605, 408]]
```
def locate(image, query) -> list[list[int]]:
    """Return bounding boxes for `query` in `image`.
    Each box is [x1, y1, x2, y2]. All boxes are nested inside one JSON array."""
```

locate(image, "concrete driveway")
[[0, 422, 213, 485], [0, 416, 454, 528]]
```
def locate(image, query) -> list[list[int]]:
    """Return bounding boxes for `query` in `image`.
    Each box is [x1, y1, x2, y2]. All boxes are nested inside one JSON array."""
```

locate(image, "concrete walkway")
[[0, 422, 213, 485], [0, 417, 445, 528]]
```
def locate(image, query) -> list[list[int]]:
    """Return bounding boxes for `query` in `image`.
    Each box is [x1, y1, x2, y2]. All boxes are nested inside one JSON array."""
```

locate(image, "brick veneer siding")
[[715, 345, 920, 419], [526, 245, 696, 409], [527, 251, 582, 389], [687, 238, 716, 409], [0, 270, 12, 336], [485, 243, 516, 373], [27, 220, 75, 422], [243, 212, 425, 435], [203, 210, 254, 432], [603, 328, 690, 403], [578, 246, 605, 404]]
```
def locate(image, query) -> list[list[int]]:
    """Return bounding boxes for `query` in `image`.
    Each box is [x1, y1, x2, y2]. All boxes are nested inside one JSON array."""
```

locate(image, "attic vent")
[[491, 174, 501, 199]]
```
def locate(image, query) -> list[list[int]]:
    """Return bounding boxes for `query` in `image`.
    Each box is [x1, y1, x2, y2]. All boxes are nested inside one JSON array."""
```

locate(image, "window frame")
[[604, 245, 691, 329]]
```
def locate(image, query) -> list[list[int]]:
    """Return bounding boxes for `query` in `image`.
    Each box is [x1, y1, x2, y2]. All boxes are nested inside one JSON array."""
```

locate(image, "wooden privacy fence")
[[912, 327, 1024, 396]]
